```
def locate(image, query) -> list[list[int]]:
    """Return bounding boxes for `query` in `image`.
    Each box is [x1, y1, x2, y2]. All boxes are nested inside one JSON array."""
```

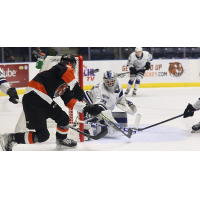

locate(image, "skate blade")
[[56, 144, 77, 149], [0, 135, 6, 151], [191, 130, 200, 133]]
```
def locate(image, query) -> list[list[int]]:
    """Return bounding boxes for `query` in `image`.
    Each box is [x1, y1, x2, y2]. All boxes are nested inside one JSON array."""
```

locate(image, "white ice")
[[1, 87, 200, 151]]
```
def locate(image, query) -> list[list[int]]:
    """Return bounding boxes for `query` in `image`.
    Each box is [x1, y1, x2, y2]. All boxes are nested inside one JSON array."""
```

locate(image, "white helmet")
[[103, 70, 117, 93], [135, 47, 143, 52]]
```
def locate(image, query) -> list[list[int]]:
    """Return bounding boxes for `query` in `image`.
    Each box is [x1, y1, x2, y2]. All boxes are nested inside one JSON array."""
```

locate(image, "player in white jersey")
[[183, 99, 200, 133], [84, 70, 137, 135], [125, 47, 153, 96], [0, 68, 19, 104]]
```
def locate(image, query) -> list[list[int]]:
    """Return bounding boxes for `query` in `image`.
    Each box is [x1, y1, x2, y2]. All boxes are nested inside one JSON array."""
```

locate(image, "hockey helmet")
[[60, 54, 76, 70], [103, 70, 117, 93], [135, 47, 143, 52], [135, 47, 143, 57]]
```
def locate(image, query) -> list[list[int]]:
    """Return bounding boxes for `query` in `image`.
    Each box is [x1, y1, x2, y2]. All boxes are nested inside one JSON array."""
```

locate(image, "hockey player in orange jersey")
[[0, 54, 103, 151]]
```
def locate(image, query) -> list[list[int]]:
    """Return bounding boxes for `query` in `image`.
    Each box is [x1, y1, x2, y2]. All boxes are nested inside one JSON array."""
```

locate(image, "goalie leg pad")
[[112, 112, 128, 127]]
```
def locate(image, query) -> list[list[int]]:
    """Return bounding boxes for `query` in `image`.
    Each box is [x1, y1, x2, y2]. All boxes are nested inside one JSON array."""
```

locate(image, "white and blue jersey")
[[0, 68, 10, 94], [84, 80, 123, 111], [127, 51, 153, 70]]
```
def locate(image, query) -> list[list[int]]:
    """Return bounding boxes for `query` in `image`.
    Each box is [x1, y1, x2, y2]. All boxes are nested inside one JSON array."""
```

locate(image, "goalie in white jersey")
[[125, 47, 153, 96], [0, 68, 19, 104], [84, 70, 137, 135]]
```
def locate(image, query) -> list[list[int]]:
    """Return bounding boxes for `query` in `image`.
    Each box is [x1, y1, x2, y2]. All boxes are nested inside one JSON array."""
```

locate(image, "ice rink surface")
[[1, 87, 200, 151]]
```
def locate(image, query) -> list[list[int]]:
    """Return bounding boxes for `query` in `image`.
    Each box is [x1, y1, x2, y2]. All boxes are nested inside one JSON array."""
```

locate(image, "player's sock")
[[134, 79, 140, 90], [125, 80, 134, 95], [56, 125, 68, 139], [15, 129, 49, 144], [14, 131, 38, 144], [191, 122, 200, 133]]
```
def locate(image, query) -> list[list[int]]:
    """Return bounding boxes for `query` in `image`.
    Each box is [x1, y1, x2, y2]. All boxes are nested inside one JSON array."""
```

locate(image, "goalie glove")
[[117, 97, 137, 115], [83, 104, 103, 116], [7, 88, 19, 104]]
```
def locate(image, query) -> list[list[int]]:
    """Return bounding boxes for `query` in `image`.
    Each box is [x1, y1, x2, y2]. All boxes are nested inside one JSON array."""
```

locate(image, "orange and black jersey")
[[26, 62, 77, 106]]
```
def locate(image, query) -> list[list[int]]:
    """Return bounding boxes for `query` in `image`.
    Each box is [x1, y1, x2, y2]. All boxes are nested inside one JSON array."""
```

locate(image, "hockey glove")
[[183, 103, 196, 118], [72, 82, 84, 101], [129, 67, 137, 75], [7, 88, 19, 104], [83, 104, 103, 116], [145, 62, 151, 70]]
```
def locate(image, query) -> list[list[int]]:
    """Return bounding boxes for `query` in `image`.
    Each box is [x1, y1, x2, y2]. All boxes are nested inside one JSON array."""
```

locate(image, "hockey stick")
[[16, 99, 107, 140], [100, 113, 133, 138], [136, 109, 200, 131], [136, 114, 184, 131], [68, 125, 108, 140], [116, 68, 146, 78], [93, 68, 99, 73]]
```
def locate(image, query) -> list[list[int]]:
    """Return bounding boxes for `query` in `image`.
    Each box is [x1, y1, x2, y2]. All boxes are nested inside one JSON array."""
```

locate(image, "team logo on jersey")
[[54, 83, 68, 97], [19, 66, 24, 70], [168, 62, 184, 77], [102, 94, 109, 99]]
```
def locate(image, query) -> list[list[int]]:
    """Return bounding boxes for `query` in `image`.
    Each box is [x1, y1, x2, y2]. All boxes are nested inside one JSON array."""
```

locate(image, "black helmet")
[[60, 54, 76, 70]]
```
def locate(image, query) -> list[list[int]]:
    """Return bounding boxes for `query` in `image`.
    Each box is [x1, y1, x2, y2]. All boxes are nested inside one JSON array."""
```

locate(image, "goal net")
[[15, 55, 84, 142]]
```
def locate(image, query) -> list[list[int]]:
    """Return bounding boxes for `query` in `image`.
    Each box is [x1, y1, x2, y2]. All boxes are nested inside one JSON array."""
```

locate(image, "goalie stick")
[[16, 100, 107, 140], [100, 113, 133, 138]]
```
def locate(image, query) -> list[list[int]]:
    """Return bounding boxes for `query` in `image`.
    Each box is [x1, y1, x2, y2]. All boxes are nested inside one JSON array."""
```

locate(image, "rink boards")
[[1, 59, 200, 96]]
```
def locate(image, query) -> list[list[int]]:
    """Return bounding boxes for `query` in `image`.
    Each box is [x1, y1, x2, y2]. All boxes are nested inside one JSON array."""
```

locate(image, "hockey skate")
[[132, 90, 137, 96], [125, 89, 130, 95], [56, 138, 77, 149], [0, 133, 17, 151], [191, 122, 200, 133]]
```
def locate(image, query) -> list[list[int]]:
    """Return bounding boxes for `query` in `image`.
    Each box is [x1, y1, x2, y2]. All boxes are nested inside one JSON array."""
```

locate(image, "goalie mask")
[[60, 54, 76, 71], [103, 70, 117, 93]]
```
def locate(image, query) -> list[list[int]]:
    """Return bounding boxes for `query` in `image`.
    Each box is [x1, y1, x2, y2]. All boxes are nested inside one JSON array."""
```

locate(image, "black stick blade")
[[127, 128, 133, 138], [90, 128, 108, 140]]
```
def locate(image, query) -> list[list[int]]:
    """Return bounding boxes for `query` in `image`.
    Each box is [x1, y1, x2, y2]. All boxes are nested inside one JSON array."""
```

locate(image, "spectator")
[[4, 47, 15, 62], [47, 47, 58, 56], [32, 47, 44, 61]]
